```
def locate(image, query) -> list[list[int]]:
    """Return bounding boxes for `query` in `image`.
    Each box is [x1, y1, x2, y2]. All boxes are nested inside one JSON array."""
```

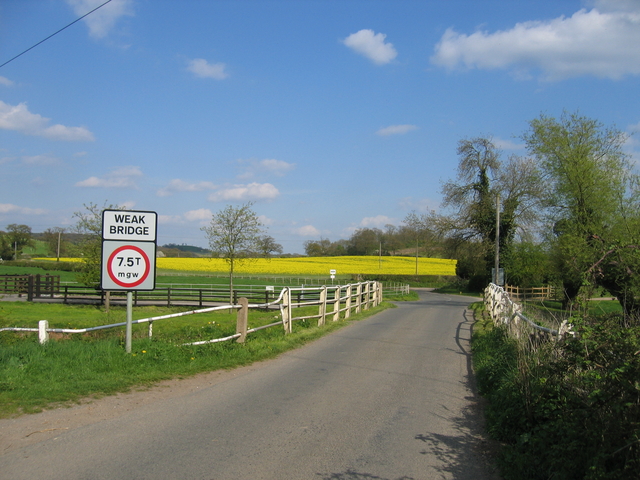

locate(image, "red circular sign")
[[106, 245, 151, 288]]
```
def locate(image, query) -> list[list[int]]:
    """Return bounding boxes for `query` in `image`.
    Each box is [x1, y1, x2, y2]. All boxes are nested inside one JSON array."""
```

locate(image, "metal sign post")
[[101, 209, 158, 353]]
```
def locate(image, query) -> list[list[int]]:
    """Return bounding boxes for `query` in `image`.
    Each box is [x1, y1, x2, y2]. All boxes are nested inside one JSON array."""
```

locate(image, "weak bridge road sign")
[[100, 209, 158, 291]]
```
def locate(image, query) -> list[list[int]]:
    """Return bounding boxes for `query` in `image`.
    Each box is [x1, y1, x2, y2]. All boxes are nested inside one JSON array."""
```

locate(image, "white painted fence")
[[1, 281, 382, 346], [484, 283, 574, 341]]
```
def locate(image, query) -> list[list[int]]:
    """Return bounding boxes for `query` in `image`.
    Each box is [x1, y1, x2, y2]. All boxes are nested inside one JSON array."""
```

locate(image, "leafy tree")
[[430, 138, 543, 287], [202, 202, 265, 304], [256, 235, 283, 258], [5, 224, 33, 258], [0, 232, 13, 260], [72, 202, 123, 287], [523, 111, 636, 311], [43, 227, 67, 260], [348, 228, 382, 256]]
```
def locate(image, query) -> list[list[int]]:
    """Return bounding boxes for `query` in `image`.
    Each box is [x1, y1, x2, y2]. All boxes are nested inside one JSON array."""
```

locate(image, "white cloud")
[[237, 158, 295, 179], [376, 124, 418, 136], [295, 225, 321, 237], [360, 215, 396, 228], [66, 0, 134, 39], [208, 182, 280, 202], [187, 58, 229, 80], [431, 5, 640, 80], [343, 29, 398, 65], [184, 208, 212, 222], [75, 166, 142, 188], [0, 76, 14, 87], [0, 203, 47, 215], [22, 154, 60, 166], [0, 101, 95, 141], [157, 179, 217, 197]]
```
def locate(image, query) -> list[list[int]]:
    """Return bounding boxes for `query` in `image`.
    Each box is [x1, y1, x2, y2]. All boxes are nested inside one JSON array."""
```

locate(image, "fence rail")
[[503, 284, 555, 301], [1, 281, 383, 346], [484, 283, 574, 342], [0, 274, 407, 306]]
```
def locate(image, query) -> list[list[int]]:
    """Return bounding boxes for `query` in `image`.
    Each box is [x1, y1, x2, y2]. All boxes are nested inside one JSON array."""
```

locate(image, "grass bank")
[[0, 299, 397, 419], [470, 302, 640, 479]]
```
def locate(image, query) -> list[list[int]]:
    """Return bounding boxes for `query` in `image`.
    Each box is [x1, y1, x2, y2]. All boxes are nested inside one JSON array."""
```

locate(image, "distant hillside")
[[162, 243, 210, 254]]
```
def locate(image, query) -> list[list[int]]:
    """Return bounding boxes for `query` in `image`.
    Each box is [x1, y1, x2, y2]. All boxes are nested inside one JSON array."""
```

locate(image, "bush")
[[473, 313, 640, 479]]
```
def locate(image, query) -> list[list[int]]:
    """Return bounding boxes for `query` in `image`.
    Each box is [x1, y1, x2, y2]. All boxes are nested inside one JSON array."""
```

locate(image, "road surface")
[[0, 290, 500, 479]]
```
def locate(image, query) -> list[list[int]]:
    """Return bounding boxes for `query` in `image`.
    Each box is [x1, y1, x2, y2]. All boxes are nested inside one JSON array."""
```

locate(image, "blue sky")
[[1, 0, 639, 254]]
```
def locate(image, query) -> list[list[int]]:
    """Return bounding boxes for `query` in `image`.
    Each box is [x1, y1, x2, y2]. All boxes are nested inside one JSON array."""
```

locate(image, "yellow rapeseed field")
[[53, 256, 456, 276], [156, 256, 456, 276]]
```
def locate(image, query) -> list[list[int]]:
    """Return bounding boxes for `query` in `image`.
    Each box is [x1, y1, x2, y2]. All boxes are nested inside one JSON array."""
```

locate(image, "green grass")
[[0, 300, 394, 418]]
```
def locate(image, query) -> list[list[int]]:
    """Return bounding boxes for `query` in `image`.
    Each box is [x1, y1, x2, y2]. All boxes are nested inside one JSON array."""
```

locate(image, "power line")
[[0, 0, 113, 69]]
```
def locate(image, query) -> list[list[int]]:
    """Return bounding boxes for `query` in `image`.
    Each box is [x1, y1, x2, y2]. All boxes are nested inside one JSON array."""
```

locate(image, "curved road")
[[1, 290, 499, 479]]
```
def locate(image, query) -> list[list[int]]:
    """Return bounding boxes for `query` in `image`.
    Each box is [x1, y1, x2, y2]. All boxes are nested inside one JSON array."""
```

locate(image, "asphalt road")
[[1, 290, 499, 480]]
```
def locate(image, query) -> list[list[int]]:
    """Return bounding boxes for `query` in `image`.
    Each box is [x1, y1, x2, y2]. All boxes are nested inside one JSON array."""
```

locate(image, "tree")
[[5, 224, 33, 258], [202, 203, 266, 304], [43, 227, 67, 260], [523, 111, 636, 311], [72, 202, 123, 287], [256, 235, 283, 258], [430, 137, 543, 287]]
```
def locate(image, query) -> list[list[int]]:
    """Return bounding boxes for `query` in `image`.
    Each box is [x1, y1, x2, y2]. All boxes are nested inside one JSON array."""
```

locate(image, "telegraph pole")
[[494, 194, 500, 285]]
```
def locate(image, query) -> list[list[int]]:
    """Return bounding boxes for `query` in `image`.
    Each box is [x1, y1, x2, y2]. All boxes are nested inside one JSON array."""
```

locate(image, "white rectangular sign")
[[102, 210, 157, 242]]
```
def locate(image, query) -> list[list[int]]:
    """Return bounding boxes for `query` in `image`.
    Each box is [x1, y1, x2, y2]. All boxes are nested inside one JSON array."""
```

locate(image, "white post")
[[126, 291, 133, 353], [281, 288, 291, 333], [318, 286, 327, 326], [38, 320, 49, 344], [332, 286, 341, 322], [345, 285, 352, 319]]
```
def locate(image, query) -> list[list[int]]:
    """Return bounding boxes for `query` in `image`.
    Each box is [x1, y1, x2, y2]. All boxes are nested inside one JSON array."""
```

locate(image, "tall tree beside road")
[[72, 202, 123, 287], [523, 111, 639, 313], [429, 137, 543, 286], [202, 202, 265, 304]]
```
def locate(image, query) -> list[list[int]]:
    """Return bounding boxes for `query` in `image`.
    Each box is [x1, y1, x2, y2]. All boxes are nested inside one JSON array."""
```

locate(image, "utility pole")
[[494, 193, 500, 285]]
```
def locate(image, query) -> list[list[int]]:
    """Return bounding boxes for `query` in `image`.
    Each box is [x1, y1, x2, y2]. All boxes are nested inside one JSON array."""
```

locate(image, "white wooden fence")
[[1, 281, 382, 346], [484, 283, 574, 341]]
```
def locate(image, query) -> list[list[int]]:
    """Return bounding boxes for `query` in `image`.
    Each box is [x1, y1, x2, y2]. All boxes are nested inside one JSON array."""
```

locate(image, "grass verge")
[[0, 301, 394, 419]]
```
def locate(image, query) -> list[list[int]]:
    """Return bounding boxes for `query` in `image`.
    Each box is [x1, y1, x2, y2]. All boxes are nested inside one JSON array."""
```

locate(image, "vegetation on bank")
[[471, 303, 640, 479]]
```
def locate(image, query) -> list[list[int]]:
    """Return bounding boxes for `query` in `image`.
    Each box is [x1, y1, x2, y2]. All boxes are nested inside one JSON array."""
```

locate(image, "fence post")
[[281, 288, 292, 333], [236, 297, 249, 343], [332, 286, 341, 322], [355, 283, 362, 314], [345, 284, 352, 318], [38, 320, 49, 344], [27, 275, 34, 302], [167, 287, 171, 307], [318, 286, 327, 326]]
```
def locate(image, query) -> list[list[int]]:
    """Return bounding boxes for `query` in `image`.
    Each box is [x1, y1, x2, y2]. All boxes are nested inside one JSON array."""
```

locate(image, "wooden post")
[[27, 275, 34, 302], [318, 286, 327, 326], [332, 286, 341, 322], [281, 288, 291, 333], [235, 297, 249, 343], [345, 285, 352, 318], [355, 283, 362, 314]]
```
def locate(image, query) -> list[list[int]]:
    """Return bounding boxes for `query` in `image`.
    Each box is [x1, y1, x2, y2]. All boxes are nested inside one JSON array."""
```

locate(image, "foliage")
[[523, 111, 638, 312], [428, 137, 543, 289], [42, 227, 68, 259], [0, 224, 34, 260], [201, 202, 266, 303], [473, 311, 640, 479], [72, 201, 123, 287]]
